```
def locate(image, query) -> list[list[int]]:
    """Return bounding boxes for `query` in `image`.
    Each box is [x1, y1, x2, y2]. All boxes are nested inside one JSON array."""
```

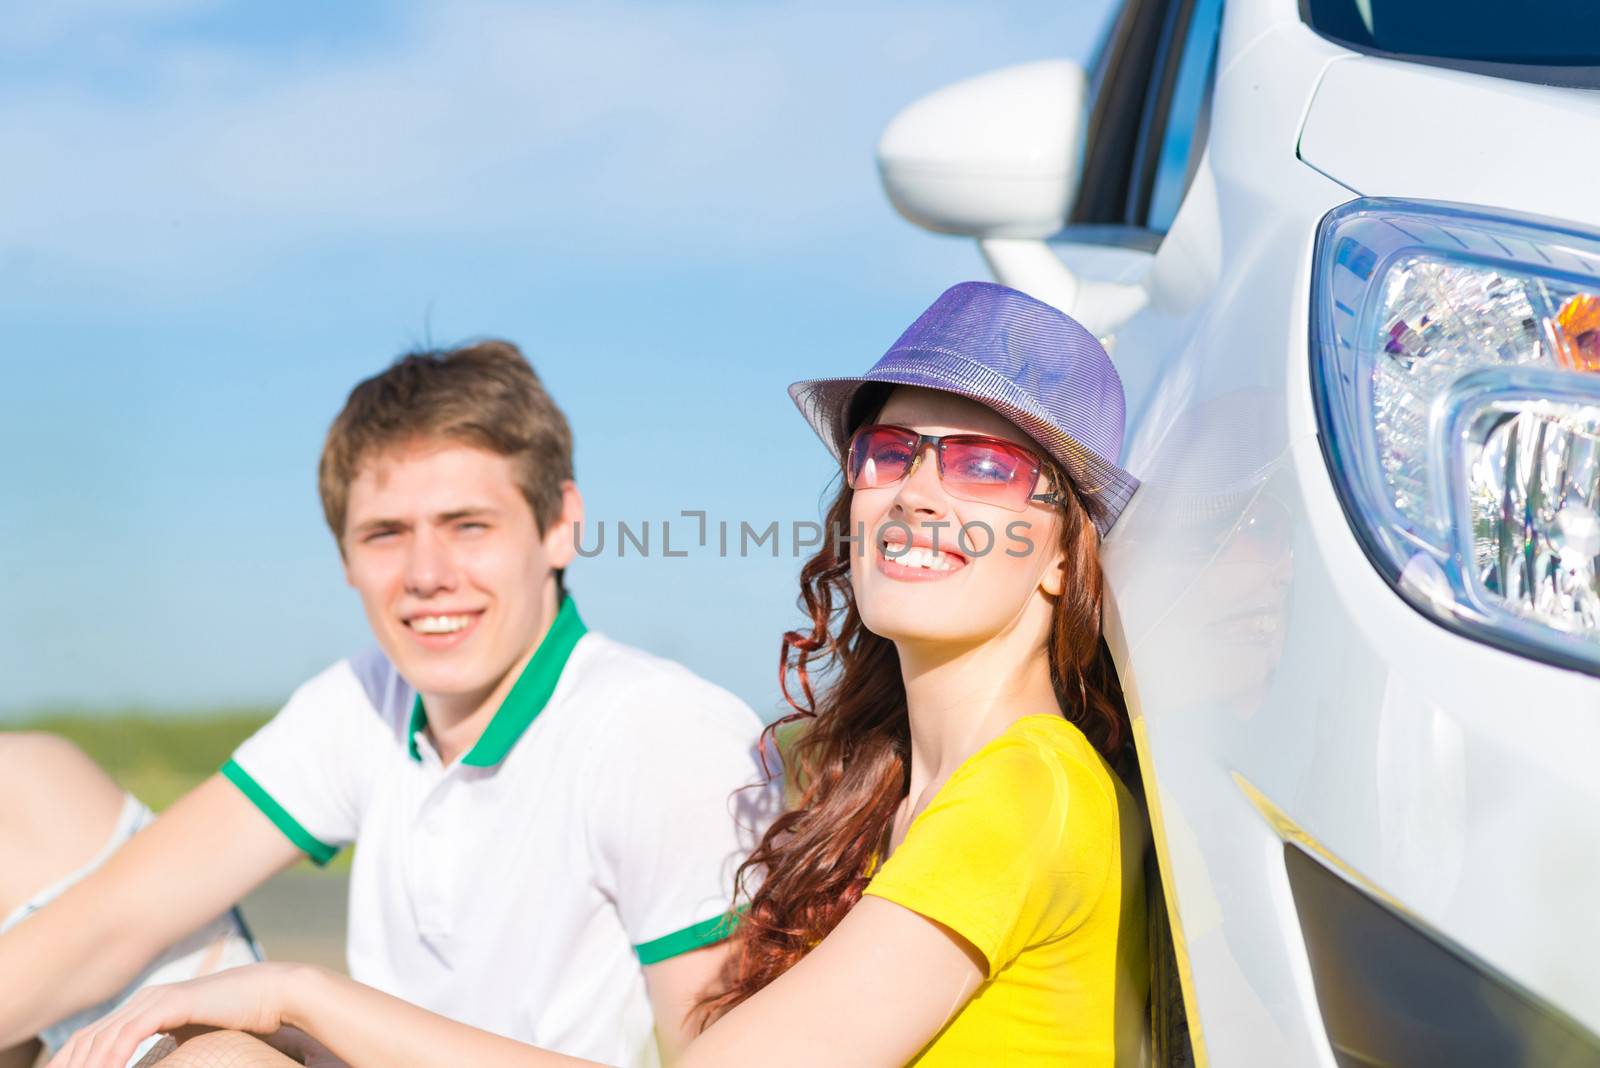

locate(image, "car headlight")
[[1311, 198, 1600, 674]]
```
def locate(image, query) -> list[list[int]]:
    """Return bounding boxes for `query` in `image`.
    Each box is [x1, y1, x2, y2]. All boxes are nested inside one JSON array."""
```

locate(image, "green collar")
[[407, 594, 588, 767]]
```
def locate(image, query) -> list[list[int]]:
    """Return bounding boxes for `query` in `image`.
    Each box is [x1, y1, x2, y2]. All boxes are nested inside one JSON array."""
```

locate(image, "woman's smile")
[[875, 528, 969, 581]]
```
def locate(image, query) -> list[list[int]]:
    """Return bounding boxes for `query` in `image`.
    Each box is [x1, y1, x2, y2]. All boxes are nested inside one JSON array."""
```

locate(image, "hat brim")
[[788, 368, 1140, 537]]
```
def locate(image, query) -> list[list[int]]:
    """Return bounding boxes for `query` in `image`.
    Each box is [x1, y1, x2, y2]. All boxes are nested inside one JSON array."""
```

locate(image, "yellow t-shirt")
[[862, 713, 1149, 1066]]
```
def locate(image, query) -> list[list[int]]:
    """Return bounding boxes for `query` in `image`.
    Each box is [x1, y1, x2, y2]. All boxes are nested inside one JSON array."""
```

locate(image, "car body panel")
[[1299, 56, 1600, 232], [1085, 4, 1600, 1065]]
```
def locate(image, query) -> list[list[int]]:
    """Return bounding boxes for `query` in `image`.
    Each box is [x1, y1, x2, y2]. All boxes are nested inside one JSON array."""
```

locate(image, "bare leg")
[[145, 1030, 300, 1068], [0, 732, 131, 1065], [0, 732, 129, 922]]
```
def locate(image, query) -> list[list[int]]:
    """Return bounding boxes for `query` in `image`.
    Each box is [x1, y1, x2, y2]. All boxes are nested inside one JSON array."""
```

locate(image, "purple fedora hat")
[[788, 281, 1139, 535]]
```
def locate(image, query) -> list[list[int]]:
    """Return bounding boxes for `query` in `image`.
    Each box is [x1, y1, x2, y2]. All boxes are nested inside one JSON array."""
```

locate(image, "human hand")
[[49, 963, 311, 1068]]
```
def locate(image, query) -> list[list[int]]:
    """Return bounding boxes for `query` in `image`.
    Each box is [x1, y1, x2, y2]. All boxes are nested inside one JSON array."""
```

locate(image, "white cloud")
[[0, 0, 1107, 284], [0, 0, 217, 52]]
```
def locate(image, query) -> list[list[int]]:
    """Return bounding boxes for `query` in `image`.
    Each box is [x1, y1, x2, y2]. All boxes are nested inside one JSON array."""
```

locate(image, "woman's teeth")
[[889, 545, 959, 571], [411, 614, 473, 634]]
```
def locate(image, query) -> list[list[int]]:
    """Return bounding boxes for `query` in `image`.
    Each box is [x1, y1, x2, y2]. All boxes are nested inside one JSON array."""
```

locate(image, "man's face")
[[340, 438, 576, 705]]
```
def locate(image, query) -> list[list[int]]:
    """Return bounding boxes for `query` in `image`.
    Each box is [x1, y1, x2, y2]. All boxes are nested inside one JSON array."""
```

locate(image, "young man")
[[0, 341, 769, 1068]]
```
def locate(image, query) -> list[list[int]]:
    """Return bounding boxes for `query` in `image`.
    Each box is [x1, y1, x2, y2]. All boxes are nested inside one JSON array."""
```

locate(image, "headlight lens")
[[1312, 199, 1600, 672]]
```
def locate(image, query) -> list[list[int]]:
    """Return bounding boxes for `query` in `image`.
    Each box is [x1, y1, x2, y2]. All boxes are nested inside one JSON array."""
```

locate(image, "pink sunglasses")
[[846, 423, 1064, 512]]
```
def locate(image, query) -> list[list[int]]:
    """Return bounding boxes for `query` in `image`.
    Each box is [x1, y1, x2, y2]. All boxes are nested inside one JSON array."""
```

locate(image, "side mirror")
[[876, 59, 1149, 338], [876, 59, 1087, 240]]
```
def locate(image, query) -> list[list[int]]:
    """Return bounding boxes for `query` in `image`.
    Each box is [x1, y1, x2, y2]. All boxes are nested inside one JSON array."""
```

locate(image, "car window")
[[1070, 0, 1223, 238], [1071, 0, 1175, 228], [1303, 0, 1600, 88], [1141, 0, 1223, 231]]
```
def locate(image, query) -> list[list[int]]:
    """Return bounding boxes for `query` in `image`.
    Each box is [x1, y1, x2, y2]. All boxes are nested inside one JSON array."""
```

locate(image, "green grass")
[[8, 711, 270, 810], [6, 711, 352, 870]]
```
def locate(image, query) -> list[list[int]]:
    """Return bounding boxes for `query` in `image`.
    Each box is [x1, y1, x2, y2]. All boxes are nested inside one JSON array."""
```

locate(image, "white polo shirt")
[[222, 596, 771, 1067]]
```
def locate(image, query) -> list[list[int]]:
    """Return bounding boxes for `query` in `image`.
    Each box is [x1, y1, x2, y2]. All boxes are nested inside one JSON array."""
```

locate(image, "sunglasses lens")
[[848, 426, 917, 488], [940, 439, 1038, 511], [847, 425, 1045, 510]]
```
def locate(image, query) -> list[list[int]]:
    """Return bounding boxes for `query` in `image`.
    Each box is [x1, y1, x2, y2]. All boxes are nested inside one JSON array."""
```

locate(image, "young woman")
[[55, 281, 1150, 1068]]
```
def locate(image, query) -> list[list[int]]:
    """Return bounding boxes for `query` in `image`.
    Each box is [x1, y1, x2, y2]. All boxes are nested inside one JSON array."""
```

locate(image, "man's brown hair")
[[318, 339, 574, 552]]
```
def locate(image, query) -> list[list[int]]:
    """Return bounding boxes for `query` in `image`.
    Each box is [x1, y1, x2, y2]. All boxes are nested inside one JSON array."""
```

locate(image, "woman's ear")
[[1039, 551, 1067, 598], [1037, 507, 1089, 598], [1037, 516, 1068, 597]]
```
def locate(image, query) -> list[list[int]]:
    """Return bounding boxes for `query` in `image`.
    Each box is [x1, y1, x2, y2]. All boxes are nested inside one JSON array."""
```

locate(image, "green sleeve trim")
[[220, 759, 339, 867], [634, 910, 741, 966]]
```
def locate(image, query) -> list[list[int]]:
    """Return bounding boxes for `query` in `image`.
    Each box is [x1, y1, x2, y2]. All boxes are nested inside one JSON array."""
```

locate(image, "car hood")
[[1298, 54, 1600, 231]]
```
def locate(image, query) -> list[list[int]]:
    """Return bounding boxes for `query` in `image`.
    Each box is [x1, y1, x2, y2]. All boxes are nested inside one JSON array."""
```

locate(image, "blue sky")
[[0, 0, 1114, 719]]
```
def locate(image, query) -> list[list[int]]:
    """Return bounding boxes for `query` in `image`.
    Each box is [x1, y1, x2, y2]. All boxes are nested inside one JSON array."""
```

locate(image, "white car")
[[875, 0, 1600, 1065]]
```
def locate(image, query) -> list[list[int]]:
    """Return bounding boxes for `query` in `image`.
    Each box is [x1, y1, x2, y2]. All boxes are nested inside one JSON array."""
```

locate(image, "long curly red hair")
[[693, 422, 1131, 1028]]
